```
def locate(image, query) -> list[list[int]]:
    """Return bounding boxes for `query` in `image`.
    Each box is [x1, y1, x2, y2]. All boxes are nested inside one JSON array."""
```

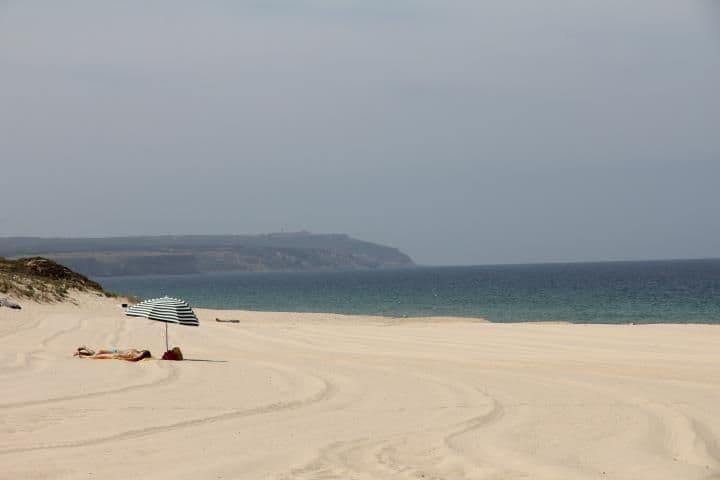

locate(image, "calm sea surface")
[[98, 260, 720, 324]]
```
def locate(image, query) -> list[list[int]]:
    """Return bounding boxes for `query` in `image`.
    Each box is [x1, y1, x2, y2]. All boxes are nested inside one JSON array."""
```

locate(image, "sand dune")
[[1, 293, 719, 479]]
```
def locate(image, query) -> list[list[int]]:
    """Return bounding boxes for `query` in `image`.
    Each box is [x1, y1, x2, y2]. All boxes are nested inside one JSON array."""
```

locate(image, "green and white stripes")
[[125, 296, 199, 327]]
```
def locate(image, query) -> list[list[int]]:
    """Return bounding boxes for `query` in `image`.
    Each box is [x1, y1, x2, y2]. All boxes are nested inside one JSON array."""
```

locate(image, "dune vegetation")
[[0, 256, 109, 302]]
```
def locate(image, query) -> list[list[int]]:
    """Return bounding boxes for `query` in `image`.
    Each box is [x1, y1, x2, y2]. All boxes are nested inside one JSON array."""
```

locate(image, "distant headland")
[[0, 232, 415, 277]]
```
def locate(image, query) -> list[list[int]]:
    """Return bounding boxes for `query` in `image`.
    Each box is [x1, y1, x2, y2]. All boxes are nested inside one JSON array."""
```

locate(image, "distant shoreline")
[[199, 307, 720, 326], [0, 233, 414, 277]]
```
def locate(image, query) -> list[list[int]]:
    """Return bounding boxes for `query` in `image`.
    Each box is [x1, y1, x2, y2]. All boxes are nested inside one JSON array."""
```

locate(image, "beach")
[[2, 293, 719, 479]]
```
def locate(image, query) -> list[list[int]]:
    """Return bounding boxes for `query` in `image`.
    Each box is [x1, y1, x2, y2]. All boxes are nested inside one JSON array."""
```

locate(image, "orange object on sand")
[[161, 346, 184, 361]]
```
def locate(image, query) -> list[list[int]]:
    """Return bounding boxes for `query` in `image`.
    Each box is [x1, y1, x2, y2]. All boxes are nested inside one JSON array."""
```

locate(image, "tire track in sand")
[[0, 316, 85, 377], [0, 372, 335, 456], [0, 362, 179, 410], [278, 368, 501, 480]]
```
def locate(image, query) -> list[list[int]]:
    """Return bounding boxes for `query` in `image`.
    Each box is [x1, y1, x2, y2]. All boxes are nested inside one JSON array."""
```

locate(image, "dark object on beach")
[[161, 346, 184, 361], [0, 298, 21, 309], [216, 318, 239, 323], [74, 346, 152, 362]]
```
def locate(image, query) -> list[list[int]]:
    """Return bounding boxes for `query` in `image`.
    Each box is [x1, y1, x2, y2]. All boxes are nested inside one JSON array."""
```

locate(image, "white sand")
[[1, 292, 719, 479]]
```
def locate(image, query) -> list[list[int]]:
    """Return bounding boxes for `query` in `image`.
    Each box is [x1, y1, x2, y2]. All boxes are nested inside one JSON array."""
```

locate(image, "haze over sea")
[[100, 259, 720, 324]]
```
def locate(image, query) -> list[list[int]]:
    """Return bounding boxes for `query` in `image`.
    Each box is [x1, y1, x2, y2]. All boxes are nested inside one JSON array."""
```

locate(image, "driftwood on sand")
[[215, 318, 239, 323], [0, 298, 22, 310]]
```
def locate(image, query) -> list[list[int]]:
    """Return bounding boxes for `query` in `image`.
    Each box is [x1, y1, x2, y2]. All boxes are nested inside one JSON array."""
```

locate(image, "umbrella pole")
[[165, 322, 169, 352]]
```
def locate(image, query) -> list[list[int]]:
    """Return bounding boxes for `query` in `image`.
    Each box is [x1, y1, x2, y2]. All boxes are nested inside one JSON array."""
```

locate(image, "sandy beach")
[[1, 293, 719, 479]]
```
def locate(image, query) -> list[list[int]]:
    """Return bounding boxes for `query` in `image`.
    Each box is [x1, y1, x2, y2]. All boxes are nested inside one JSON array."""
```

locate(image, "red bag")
[[161, 347, 183, 361]]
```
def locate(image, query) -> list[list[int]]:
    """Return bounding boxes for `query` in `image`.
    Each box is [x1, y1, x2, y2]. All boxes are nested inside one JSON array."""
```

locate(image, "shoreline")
[[200, 307, 720, 325], [3, 292, 718, 327], [6, 294, 719, 325]]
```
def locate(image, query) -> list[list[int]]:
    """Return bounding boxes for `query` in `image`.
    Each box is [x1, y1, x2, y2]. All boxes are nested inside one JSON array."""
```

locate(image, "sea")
[[98, 259, 720, 324]]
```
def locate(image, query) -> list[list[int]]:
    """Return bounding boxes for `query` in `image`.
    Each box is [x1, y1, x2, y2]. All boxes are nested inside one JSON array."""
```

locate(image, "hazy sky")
[[1, 1, 719, 265]]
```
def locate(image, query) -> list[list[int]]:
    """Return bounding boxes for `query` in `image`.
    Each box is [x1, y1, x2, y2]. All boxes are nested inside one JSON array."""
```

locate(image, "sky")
[[1, 0, 719, 265]]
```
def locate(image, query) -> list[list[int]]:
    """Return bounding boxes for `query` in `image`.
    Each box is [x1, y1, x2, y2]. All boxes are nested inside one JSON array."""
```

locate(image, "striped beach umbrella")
[[125, 296, 199, 352]]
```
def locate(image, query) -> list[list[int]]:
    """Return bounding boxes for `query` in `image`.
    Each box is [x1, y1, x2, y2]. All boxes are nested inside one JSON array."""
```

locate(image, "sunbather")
[[74, 346, 152, 362]]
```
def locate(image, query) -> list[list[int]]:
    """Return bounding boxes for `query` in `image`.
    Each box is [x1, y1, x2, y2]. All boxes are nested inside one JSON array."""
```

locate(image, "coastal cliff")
[[0, 233, 415, 277]]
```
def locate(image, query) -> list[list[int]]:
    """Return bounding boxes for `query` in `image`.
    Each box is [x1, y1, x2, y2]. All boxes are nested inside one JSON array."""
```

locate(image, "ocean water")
[[98, 260, 720, 324]]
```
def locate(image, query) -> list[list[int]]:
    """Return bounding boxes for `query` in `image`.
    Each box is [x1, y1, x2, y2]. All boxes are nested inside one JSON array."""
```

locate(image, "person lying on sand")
[[74, 346, 152, 362]]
